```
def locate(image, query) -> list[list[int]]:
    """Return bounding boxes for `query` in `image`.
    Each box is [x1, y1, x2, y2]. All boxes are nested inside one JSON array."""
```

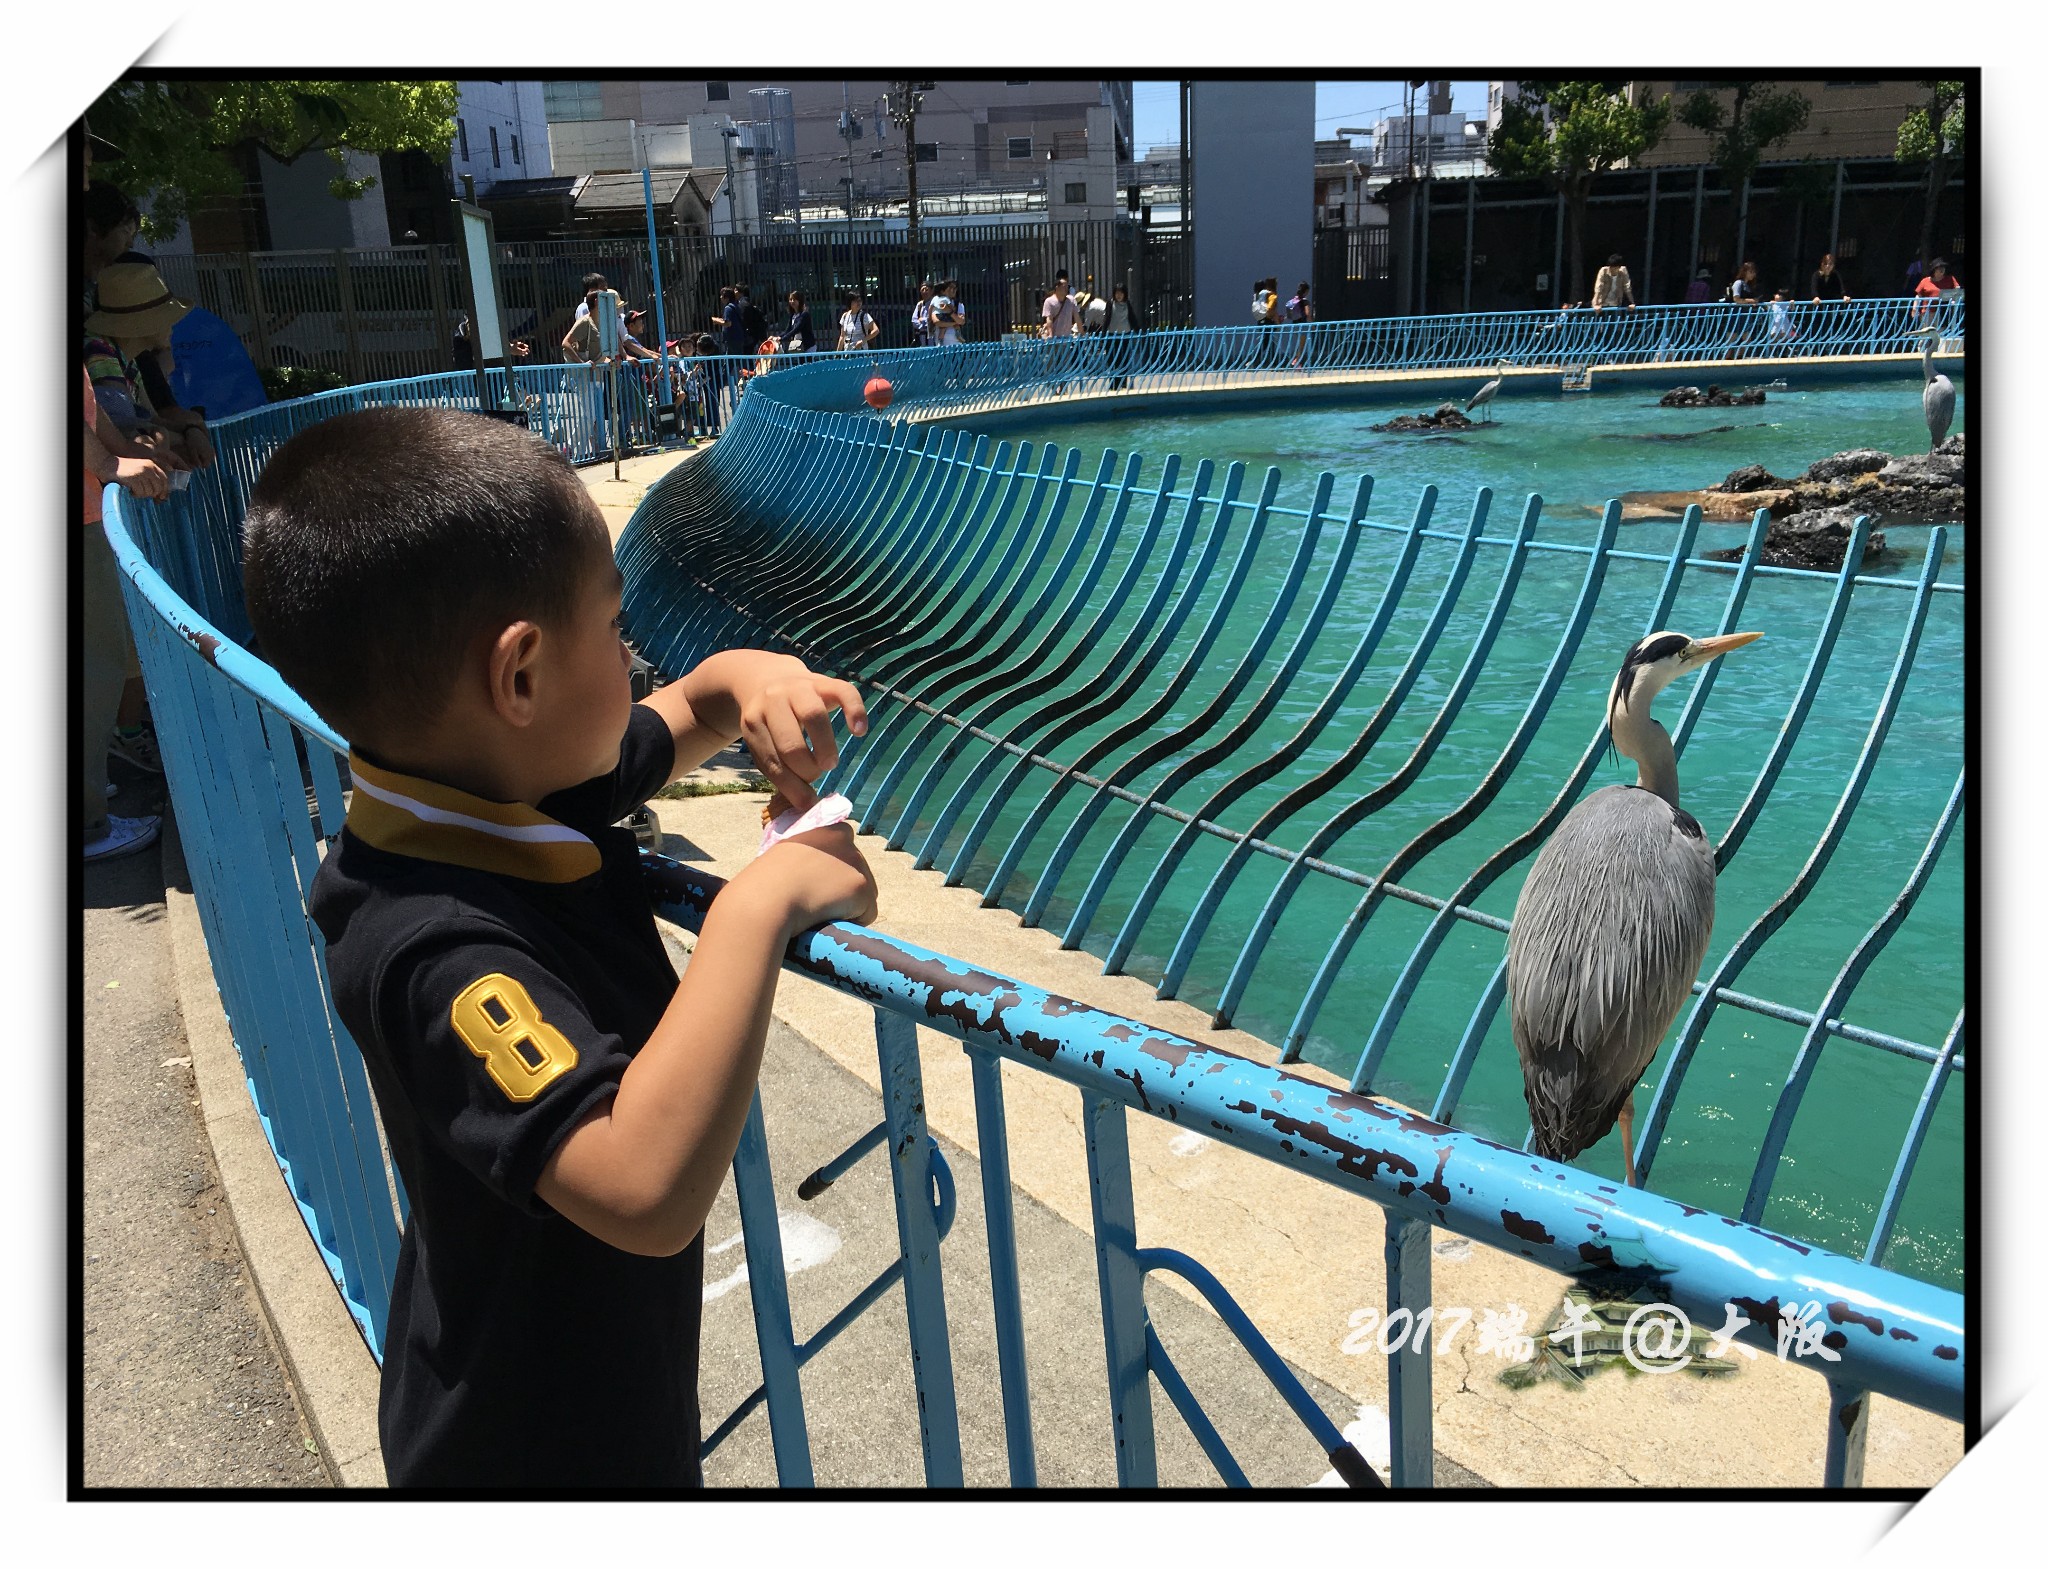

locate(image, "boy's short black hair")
[[242, 407, 610, 747]]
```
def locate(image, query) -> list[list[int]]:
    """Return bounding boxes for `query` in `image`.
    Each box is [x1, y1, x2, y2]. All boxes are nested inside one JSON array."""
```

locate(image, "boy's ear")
[[485, 620, 545, 727]]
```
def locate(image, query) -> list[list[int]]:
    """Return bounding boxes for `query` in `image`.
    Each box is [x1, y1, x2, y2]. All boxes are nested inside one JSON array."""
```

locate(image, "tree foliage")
[[88, 79, 461, 238], [1486, 81, 1671, 302], [1895, 79, 1966, 166], [1676, 81, 1811, 188], [1897, 80, 1966, 266]]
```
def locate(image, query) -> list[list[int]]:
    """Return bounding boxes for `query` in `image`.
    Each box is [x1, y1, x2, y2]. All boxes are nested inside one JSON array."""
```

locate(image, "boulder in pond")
[[1716, 463, 1788, 493], [1371, 402, 1476, 433], [1704, 505, 1887, 572], [1798, 448, 1890, 484], [1660, 384, 1767, 407]]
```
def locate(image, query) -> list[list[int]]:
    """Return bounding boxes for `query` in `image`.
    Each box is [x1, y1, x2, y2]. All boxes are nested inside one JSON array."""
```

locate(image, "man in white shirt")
[[1040, 271, 1079, 338]]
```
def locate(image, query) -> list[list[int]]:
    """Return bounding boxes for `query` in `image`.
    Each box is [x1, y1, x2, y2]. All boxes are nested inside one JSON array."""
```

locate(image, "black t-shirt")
[[1810, 268, 1850, 299], [309, 704, 702, 1490]]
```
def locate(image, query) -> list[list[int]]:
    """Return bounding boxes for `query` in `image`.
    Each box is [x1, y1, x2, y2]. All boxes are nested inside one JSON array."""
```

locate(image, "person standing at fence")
[[1040, 272, 1079, 338], [838, 291, 879, 352], [736, 286, 771, 353], [911, 280, 936, 347], [780, 291, 817, 355], [1683, 266, 1715, 305], [1810, 252, 1852, 302], [241, 405, 878, 1489], [1592, 254, 1636, 310], [1106, 282, 1138, 389], [930, 279, 966, 345], [711, 286, 747, 357], [81, 363, 171, 862]]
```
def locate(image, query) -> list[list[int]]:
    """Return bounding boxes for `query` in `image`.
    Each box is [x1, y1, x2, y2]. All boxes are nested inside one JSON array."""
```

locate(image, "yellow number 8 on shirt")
[[450, 974, 580, 1101]]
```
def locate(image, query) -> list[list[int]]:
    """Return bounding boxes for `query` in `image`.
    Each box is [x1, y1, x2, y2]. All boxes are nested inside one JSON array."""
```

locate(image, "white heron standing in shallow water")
[[1506, 629, 1762, 1186], [1466, 366, 1505, 423], [1914, 326, 1955, 451]]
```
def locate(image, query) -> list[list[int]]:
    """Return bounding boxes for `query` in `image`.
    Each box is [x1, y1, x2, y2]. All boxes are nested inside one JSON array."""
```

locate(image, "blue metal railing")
[[104, 306, 1965, 1489]]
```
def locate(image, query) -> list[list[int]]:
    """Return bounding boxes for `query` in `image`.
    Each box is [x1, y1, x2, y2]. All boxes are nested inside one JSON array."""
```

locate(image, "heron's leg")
[[1618, 1092, 1637, 1188]]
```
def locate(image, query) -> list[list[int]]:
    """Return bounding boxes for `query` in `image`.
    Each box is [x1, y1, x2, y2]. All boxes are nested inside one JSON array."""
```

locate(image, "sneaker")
[[109, 725, 164, 775], [84, 813, 161, 863]]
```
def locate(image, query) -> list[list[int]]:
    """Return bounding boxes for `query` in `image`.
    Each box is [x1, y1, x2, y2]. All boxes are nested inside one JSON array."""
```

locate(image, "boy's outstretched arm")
[[535, 823, 878, 1256], [642, 650, 867, 810]]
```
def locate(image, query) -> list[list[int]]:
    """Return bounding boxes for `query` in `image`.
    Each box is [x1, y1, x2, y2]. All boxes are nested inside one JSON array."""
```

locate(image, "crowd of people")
[[80, 127, 213, 865], [1564, 250, 1962, 317]]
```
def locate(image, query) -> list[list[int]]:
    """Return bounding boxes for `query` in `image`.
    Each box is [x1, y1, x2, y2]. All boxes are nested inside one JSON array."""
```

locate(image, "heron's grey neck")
[[1921, 335, 1936, 384], [1613, 704, 1681, 807]]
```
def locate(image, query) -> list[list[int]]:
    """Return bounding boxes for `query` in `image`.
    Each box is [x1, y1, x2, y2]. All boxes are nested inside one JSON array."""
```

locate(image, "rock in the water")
[[1936, 433, 1965, 458], [1717, 462, 1787, 493], [1798, 448, 1891, 484], [1705, 506, 1886, 571], [1660, 383, 1766, 407], [1371, 402, 1476, 433]]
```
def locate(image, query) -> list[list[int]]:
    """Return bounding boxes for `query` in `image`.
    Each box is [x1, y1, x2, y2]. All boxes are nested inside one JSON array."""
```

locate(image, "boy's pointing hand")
[[740, 670, 868, 813]]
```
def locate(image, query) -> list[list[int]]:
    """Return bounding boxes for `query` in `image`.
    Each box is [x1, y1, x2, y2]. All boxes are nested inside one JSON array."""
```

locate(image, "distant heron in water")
[[1915, 326, 1955, 451], [1466, 369, 1504, 423], [1506, 629, 1763, 1186]]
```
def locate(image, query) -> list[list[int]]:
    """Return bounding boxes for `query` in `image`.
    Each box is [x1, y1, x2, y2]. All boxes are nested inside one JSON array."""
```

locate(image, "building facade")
[[538, 78, 1134, 222]]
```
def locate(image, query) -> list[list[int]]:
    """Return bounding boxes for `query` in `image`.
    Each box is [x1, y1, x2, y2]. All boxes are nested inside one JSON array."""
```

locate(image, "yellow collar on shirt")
[[344, 753, 602, 884]]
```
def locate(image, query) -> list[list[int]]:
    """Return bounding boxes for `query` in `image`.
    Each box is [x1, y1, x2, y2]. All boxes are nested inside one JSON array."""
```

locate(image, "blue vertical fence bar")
[[875, 1010, 965, 1486], [729, 1091, 815, 1485], [1082, 1093, 1159, 1487], [104, 300, 1965, 1487], [965, 1045, 1038, 1486]]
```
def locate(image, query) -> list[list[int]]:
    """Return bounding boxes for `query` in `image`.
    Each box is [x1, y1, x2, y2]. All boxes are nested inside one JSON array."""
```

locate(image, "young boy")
[[241, 407, 877, 1489]]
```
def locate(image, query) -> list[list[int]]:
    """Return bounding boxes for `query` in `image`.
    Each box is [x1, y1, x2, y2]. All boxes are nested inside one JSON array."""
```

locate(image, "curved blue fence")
[[106, 298, 1966, 1489]]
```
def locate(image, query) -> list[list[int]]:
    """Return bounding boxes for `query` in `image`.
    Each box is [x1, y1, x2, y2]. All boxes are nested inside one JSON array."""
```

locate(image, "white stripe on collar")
[[348, 769, 595, 847]]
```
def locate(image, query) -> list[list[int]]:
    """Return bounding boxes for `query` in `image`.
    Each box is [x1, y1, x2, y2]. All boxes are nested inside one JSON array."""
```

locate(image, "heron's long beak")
[[1690, 630, 1763, 661]]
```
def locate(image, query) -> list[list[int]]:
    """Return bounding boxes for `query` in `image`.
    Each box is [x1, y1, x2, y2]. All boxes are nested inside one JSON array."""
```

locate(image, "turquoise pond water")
[[881, 374, 1969, 1290]]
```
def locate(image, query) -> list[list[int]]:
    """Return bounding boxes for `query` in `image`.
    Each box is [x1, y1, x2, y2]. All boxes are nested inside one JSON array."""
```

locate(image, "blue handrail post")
[[874, 1008, 965, 1484], [1384, 1213, 1434, 1487], [1082, 1092, 1159, 1485], [966, 1043, 1039, 1485], [730, 1089, 815, 1484], [1824, 1380, 1869, 1487]]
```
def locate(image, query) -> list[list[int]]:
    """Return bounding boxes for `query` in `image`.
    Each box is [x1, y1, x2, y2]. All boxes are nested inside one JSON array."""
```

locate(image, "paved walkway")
[[82, 767, 329, 1488]]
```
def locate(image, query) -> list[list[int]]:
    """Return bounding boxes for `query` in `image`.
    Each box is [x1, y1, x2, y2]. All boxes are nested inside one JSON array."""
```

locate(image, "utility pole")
[[841, 83, 860, 249], [888, 81, 931, 248], [720, 122, 740, 235]]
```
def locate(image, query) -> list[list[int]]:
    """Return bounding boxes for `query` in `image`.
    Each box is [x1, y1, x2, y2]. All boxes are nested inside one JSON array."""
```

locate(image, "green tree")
[[1486, 82, 1671, 306], [1896, 80, 1966, 270], [88, 79, 461, 239], [1676, 81, 1811, 272]]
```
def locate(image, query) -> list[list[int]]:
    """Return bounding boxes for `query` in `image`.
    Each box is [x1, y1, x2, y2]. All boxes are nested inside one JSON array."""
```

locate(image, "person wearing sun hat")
[[84, 260, 202, 465]]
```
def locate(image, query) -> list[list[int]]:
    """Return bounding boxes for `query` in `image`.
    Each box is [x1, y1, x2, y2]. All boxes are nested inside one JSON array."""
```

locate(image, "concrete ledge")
[[897, 352, 1961, 433], [161, 824, 387, 1488]]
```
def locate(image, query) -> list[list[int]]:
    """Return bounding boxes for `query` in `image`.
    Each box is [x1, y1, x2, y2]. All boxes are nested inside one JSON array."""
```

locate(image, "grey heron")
[[1915, 327, 1955, 451], [1466, 369, 1504, 423], [1506, 628, 1762, 1186]]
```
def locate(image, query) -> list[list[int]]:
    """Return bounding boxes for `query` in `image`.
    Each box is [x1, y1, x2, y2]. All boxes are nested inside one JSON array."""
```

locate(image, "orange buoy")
[[864, 375, 894, 410]]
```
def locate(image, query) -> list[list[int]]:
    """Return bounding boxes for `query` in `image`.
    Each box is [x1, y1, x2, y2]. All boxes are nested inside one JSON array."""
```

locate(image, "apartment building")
[[539, 78, 1134, 221]]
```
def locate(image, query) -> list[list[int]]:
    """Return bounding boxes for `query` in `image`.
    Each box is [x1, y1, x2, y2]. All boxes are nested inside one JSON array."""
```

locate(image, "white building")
[[447, 81, 553, 201]]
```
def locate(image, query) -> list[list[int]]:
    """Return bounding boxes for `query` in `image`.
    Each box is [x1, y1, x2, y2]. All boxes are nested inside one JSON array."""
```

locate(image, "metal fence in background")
[[101, 323, 1967, 1490], [152, 220, 1199, 388]]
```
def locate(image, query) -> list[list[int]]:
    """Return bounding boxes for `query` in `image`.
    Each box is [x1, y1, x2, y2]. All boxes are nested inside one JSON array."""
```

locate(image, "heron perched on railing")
[[1506, 629, 1763, 1186], [1914, 326, 1956, 451]]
